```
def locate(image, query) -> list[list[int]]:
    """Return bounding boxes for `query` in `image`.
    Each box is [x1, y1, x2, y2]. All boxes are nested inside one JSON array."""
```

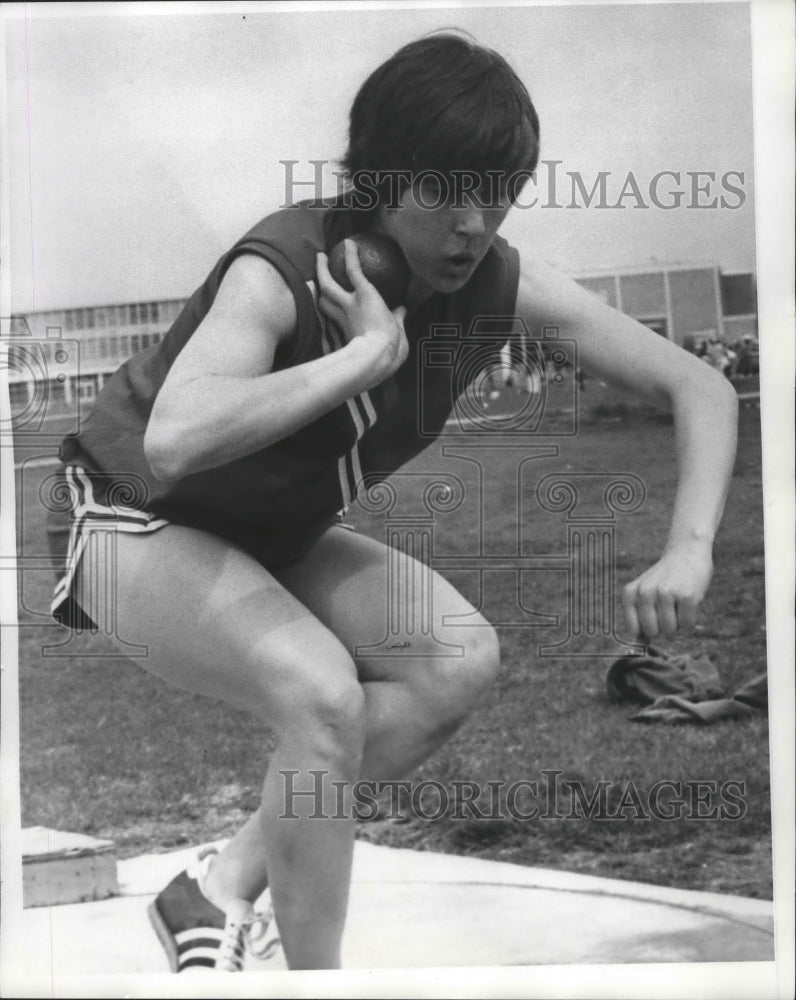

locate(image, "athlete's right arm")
[[144, 243, 405, 481]]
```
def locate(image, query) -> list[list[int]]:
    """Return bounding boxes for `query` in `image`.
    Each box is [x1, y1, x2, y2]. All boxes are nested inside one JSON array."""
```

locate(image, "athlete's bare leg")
[[274, 525, 502, 782], [201, 524, 499, 928], [202, 524, 500, 945], [76, 525, 363, 970], [76, 522, 499, 969]]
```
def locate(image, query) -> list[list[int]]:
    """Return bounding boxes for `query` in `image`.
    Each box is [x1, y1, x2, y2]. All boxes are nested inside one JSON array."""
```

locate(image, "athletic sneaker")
[[147, 847, 280, 972]]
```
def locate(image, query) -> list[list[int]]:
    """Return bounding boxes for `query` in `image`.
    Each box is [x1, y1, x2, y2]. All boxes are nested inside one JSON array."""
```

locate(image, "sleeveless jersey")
[[61, 200, 520, 551]]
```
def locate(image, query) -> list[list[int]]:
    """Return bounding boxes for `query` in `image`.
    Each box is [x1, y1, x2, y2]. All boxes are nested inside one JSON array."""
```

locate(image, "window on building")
[[9, 316, 31, 336], [131, 334, 141, 353], [120, 335, 130, 355], [48, 377, 64, 405], [86, 309, 95, 329], [65, 311, 74, 331], [151, 302, 160, 322], [75, 309, 85, 329], [77, 376, 98, 401], [639, 318, 669, 338], [140, 303, 150, 323], [720, 273, 757, 317]]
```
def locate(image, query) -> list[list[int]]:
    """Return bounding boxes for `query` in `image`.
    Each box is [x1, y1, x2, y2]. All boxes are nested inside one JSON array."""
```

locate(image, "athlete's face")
[[374, 175, 512, 305]]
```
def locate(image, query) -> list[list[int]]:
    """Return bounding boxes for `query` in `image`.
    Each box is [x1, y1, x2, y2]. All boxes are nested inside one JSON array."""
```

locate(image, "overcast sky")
[[5, 1, 757, 313]]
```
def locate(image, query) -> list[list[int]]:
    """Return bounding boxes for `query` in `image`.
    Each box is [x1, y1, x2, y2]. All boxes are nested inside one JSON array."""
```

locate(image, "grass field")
[[14, 392, 771, 898]]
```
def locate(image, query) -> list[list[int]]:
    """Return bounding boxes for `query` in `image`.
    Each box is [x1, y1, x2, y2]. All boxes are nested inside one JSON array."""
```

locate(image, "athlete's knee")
[[450, 622, 501, 709], [469, 621, 501, 690], [418, 621, 501, 726], [277, 668, 366, 769], [305, 679, 366, 760]]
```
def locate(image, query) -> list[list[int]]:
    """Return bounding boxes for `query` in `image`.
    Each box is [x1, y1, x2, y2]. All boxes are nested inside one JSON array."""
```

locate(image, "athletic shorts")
[[48, 464, 351, 631]]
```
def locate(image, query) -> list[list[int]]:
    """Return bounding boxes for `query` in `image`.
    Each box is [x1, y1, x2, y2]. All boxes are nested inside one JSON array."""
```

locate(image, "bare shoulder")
[[165, 253, 298, 384], [210, 253, 297, 343], [515, 251, 601, 328]]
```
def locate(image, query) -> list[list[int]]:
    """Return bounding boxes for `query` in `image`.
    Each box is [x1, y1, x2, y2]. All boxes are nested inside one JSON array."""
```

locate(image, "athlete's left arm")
[[515, 253, 739, 640]]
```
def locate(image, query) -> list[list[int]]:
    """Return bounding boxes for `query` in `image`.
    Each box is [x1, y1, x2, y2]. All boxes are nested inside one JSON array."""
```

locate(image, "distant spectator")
[[703, 339, 732, 378], [734, 335, 759, 377]]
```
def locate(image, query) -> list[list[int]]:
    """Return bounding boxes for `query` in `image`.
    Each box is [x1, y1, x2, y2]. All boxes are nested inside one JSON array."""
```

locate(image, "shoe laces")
[[217, 902, 280, 971], [242, 905, 281, 961], [217, 904, 249, 972], [194, 847, 281, 968]]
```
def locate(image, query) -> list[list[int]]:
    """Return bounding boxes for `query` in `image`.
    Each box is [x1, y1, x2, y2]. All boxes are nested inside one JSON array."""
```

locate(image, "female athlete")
[[51, 32, 737, 971]]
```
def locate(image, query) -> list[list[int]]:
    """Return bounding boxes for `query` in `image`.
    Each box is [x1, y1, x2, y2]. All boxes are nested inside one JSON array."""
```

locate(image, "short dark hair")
[[341, 32, 540, 210]]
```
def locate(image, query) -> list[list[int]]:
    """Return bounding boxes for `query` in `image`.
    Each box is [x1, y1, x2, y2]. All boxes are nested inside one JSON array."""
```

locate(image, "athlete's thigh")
[[273, 525, 488, 683], [74, 523, 357, 719]]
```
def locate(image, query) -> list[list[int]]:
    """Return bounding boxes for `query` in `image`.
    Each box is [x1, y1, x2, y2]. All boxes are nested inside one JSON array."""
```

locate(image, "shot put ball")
[[328, 233, 411, 309]]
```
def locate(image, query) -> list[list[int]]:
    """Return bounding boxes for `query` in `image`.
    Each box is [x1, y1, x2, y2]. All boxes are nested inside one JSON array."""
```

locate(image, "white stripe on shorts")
[[50, 465, 170, 626]]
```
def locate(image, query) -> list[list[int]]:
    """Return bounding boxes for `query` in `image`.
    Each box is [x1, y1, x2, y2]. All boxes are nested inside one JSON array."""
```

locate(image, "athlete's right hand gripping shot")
[[49, 33, 738, 972]]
